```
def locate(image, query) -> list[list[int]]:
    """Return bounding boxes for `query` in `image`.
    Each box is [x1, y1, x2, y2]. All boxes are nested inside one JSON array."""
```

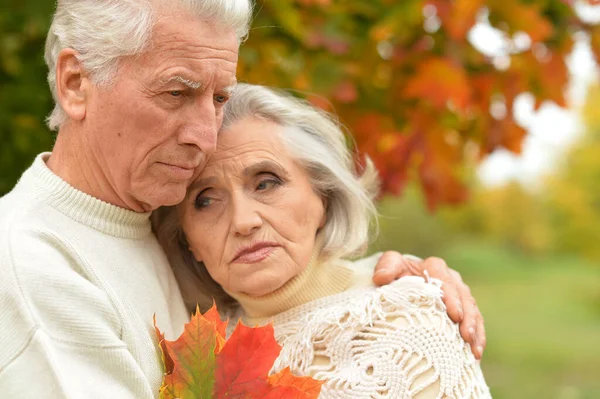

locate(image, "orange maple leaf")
[[403, 58, 472, 112], [268, 367, 325, 397], [429, 0, 483, 41]]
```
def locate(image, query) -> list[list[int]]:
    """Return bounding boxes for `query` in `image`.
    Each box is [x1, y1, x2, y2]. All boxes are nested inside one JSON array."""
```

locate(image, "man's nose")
[[178, 99, 219, 154], [231, 194, 263, 236]]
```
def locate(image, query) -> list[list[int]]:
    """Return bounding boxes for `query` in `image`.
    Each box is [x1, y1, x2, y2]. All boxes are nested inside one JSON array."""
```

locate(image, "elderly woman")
[[153, 83, 491, 398]]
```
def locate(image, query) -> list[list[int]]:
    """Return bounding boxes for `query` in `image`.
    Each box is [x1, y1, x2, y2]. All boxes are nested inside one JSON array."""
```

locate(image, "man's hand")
[[372, 251, 486, 360]]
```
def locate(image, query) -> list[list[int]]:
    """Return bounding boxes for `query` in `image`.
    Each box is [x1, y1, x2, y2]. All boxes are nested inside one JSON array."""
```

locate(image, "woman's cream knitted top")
[[226, 254, 492, 398]]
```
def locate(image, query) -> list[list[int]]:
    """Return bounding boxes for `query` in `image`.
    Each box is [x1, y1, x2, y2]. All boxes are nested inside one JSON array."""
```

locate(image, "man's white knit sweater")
[[0, 153, 189, 398]]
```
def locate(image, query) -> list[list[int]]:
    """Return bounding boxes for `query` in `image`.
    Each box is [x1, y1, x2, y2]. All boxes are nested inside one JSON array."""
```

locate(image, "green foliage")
[[442, 182, 554, 255], [444, 242, 600, 399], [371, 185, 454, 258], [543, 86, 600, 261], [0, 2, 55, 195]]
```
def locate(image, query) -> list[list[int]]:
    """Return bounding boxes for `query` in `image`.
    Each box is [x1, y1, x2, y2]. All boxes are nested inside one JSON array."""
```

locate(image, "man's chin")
[[141, 185, 187, 210]]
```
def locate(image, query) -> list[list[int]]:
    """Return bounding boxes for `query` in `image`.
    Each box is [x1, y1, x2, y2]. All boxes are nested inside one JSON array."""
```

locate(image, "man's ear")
[[55, 48, 90, 122]]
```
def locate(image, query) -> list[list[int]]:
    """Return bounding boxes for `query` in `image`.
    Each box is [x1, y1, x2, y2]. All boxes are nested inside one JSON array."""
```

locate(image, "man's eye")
[[169, 91, 183, 97], [214, 94, 228, 104]]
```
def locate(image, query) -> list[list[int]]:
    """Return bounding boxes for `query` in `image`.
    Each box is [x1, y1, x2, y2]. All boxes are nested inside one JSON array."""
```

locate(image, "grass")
[[440, 242, 600, 399]]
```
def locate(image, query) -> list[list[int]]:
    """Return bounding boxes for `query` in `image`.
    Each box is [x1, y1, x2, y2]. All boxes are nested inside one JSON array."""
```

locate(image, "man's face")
[[83, 11, 239, 211]]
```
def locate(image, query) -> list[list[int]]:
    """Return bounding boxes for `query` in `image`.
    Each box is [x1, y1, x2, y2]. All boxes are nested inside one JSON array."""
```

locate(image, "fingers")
[[456, 273, 486, 359], [374, 253, 487, 359], [373, 251, 409, 286], [422, 257, 485, 358], [440, 269, 464, 323], [463, 311, 485, 360], [474, 312, 486, 360], [458, 293, 486, 359], [421, 258, 463, 323], [421, 256, 452, 283], [459, 293, 477, 348]]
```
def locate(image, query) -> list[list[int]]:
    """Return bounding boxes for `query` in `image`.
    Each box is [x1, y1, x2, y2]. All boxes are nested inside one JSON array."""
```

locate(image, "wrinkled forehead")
[[150, 9, 239, 50], [144, 14, 239, 69], [123, 12, 239, 93], [196, 119, 287, 172], [214, 133, 285, 165], [153, 0, 251, 40]]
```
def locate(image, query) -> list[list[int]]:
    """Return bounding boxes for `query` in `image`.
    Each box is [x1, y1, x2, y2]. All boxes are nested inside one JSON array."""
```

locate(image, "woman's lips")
[[233, 243, 280, 264]]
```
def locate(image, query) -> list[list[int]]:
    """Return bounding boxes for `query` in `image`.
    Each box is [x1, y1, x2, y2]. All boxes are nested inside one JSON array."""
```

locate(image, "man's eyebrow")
[[222, 80, 237, 96], [160, 75, 202, 90], [158, 76, 237, 95], [243, 160, 289, 178]]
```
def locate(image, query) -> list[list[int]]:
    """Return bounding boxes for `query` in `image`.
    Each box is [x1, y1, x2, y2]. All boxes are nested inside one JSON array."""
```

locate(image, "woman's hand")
[[372, 251, 486, 360]]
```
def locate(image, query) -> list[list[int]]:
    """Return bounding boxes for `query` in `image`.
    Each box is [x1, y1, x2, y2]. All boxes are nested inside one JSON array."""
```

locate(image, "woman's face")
[[178, 116, 326, 297]]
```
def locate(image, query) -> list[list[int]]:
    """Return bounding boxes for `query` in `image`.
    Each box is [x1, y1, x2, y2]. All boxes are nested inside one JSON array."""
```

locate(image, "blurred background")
[[1, 0, 599, 397]]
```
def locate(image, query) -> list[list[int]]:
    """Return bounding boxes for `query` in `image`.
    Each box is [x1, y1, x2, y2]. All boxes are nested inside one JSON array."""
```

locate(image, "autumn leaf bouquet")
[[154, 305, 324, 398]]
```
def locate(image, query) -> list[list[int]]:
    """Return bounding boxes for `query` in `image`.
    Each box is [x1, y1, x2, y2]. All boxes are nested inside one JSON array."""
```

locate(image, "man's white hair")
[[44, 0, 252, 131]]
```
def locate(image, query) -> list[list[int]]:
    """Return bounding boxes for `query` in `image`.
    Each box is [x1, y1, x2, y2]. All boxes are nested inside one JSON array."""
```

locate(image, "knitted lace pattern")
[[266, 276, 492, 398]]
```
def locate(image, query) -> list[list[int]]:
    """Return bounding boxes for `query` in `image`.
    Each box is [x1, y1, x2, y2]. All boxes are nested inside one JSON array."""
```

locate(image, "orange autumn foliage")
[[237, 0, 600, 209]]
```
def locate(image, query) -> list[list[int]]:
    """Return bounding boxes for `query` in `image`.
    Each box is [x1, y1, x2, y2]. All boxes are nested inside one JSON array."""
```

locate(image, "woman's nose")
[[231, 196, 263, 236]]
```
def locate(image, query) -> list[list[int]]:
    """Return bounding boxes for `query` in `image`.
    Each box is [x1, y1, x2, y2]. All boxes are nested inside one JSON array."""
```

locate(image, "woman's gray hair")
[[152, 83, 380, 311], [44, 0, 252, 131], [223, 84, 380, 259]]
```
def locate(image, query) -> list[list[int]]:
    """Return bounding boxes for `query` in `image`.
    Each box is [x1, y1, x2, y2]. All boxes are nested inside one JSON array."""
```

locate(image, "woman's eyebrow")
[[187, 176, 217, 196], [243, 160, 289, 178]]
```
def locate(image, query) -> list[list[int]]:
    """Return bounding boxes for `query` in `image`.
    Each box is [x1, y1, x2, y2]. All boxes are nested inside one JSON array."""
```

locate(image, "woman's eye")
[[194, 196, 212, 209], [256, 179, 280, 191]]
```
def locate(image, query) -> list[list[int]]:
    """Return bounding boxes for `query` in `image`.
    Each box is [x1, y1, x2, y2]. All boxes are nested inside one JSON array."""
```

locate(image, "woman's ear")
[[55, 48, 90, 122], [188, 244, 203, 263], [319, 197, 328, 229]]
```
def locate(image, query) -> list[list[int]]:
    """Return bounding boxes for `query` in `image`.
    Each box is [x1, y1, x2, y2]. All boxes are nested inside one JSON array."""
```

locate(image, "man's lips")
[[158, 162, 197, 179], [232, 242, 280, 264], [159, 161, 197, 170]]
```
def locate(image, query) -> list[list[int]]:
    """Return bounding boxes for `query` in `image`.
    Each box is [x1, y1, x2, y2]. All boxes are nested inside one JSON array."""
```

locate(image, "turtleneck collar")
[[24, 152, 152, 239], [225, 251, 355, 322]]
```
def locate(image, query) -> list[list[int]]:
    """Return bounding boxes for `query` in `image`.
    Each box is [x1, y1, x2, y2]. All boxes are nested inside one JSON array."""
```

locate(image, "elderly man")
[[0, 0, 485, 397]]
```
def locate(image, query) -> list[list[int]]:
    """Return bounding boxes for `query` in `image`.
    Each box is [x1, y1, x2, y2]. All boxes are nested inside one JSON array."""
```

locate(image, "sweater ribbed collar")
[[225, 252, 355, 321], [24, 152, 151, 239]]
